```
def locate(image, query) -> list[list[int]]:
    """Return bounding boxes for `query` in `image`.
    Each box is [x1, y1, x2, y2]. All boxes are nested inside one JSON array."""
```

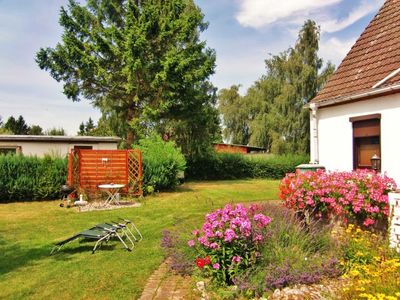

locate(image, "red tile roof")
[[311, 0, 400, 105]]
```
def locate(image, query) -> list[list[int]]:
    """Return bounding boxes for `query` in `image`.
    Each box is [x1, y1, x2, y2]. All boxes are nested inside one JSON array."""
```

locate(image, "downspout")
[[309, 103, 319, 164]]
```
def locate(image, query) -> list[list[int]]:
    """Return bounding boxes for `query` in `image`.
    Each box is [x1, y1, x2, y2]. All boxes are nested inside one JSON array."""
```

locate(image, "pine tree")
[[36, 0, 217, 148]]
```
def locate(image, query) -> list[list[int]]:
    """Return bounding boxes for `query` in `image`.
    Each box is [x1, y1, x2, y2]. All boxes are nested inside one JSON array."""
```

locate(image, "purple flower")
[[187, 239, 195, 247], [213, 263, 220, 270], [253, 213, 271, 227]]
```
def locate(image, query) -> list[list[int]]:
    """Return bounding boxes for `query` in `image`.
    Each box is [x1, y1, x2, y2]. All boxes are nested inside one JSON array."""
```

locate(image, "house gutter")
[[306, 83, 400, 109], [309, 103, 319, 164]]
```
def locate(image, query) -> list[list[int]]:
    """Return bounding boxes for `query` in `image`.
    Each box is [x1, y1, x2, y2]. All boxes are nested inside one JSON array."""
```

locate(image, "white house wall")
[[0, 141, 118, 158], [314, 93, 400, 185]]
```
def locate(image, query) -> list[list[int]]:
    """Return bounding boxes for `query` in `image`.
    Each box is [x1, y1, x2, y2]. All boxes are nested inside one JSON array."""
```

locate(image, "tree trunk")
[[125, 106, 137, 148]]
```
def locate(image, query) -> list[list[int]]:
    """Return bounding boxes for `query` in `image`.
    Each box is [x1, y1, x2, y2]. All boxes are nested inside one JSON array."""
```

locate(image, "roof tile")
[[312, 0, 400, 103]]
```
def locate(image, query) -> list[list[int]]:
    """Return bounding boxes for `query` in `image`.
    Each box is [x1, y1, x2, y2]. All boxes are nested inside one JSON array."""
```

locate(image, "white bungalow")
[[309, 0, 400, 184], [0, 135, 120, 157]]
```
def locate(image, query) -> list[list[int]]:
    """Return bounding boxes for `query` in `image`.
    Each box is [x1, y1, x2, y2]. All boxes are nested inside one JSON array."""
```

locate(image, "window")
[[0, 146, 21, 155], [74, 145, 93, 150], [350, 114, 381, 170]]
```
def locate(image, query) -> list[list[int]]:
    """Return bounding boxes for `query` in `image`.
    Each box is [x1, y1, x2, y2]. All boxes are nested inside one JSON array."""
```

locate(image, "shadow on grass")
[[0, 242, 51, 276], [0, 236, 124, 276], [160, 185, 194, 194]]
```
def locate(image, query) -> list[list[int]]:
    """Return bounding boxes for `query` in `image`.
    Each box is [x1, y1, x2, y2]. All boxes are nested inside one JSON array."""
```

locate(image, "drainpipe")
[[309, 103, 319, 164]]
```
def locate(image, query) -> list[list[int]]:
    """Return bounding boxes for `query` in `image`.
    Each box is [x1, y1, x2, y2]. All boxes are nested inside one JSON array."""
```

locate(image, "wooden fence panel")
[[68, 149, 142, 197]]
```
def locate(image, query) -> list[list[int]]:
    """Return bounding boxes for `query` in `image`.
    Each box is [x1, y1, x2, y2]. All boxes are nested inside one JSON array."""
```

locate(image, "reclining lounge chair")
[[50, 226, 132, 254]]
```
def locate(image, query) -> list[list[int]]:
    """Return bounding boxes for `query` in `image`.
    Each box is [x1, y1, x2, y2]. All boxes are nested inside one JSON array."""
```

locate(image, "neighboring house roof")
[[0, 135, 121, 143], [311, 0, 400, 107], [213, 143, 266, 151]]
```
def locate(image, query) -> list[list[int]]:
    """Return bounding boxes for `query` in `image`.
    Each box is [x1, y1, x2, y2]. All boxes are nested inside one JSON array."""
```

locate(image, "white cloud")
[[319, 37, 356, 66], [320, 0, 382, 33], [235, 0, 383, 33], [236, 0, 342, 28]]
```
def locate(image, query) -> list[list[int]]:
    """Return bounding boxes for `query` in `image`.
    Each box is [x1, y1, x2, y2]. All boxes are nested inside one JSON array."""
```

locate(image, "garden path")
[[138, 258, 196, 300]]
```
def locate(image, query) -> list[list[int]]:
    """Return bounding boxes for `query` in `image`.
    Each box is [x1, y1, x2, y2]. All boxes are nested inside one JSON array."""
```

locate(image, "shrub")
[[233, 204, 341, 297], [280, 169, 397, 227], [186, 152, 308, 180], [135, 134, 186, 192], [188, 204, 271, 285], [0, 154, 68, 202], [340, 224, 400, 299]]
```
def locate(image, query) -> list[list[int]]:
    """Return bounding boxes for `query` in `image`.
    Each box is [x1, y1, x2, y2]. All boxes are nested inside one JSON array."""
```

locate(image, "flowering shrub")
[[188, 204, 271, 285], [280, 169, 396, 227], [340, 225, 400, 299]]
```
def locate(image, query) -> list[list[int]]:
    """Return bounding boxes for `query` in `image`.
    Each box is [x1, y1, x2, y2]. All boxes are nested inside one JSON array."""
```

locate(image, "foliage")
[[3, 115, 29, 135], [45, 127, 66, 136], [232, 204, 340, 297], [28, 125, 44, 135], [218, 85, 252, 145], [218, 20, 335, 154], [36, 0, 217, 149], [186, 152, 308, 180], [188, 204, 271, 285], [280, 170, 397, 227], [0, 154, 67, 202], [135, 134, 186, 192], [340, 225, 400, 299], [162, 90, 222, 160], [78, 117, 95, 135]]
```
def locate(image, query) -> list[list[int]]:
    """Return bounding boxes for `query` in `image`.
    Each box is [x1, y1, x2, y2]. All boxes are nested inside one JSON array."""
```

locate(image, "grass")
[[0, 179, 279, 299]]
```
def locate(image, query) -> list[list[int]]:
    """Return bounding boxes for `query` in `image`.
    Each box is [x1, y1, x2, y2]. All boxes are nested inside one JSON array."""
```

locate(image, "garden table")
[[98, 184, 125, 206]]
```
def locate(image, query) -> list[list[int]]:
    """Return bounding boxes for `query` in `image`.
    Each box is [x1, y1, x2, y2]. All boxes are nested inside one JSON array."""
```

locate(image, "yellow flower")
[[356, 251, 364, 257]]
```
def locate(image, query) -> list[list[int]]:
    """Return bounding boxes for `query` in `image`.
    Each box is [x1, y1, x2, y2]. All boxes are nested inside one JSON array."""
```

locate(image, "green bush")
[[135, 135, 186, 192], [0, 154, 68, 202], [186, 152, 308, 180]]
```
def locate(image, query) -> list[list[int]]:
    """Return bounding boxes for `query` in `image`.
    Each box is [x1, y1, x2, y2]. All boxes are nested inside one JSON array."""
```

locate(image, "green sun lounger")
[[50, 226, 132, 254]]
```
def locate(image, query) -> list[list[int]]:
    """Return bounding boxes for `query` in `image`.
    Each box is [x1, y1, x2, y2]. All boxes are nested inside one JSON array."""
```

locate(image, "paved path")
[[139, 258, 196, 300]]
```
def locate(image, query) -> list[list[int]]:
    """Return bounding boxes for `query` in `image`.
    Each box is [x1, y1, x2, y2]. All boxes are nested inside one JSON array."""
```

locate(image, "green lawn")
[[0, 179, 279, 299]]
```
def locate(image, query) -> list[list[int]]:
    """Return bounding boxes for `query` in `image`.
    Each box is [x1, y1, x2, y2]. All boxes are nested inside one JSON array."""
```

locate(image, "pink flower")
[[210, 242, 219, 249], [187, 240, 195, 247], [192, 230, 199, 236], [232, 255, 242, 263], [253, 234, 263, 242], [213, 263, 220, 270], [224, 228, 237, 242], [363, 218, 375, 227]]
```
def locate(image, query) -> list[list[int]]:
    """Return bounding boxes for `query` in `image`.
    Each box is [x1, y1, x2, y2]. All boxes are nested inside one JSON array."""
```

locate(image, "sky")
[[0, 0, 384, 135]]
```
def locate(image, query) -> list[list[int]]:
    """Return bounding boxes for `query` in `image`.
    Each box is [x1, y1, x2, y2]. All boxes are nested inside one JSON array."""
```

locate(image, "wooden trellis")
[[67, 149, 143, 197]]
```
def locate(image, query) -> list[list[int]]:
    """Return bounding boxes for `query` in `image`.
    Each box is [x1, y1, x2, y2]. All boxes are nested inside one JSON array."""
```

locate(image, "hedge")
[[186, 153, 309, 180], [0, 154, 68, 202]]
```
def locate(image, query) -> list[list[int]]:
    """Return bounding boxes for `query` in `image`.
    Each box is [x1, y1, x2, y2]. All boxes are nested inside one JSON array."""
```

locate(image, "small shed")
[[213, 143, 266, 154], [0, 135, 121, 157]]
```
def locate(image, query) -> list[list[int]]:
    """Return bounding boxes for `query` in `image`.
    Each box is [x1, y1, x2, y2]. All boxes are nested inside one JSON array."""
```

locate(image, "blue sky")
[[0, 0, 384, 134]]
